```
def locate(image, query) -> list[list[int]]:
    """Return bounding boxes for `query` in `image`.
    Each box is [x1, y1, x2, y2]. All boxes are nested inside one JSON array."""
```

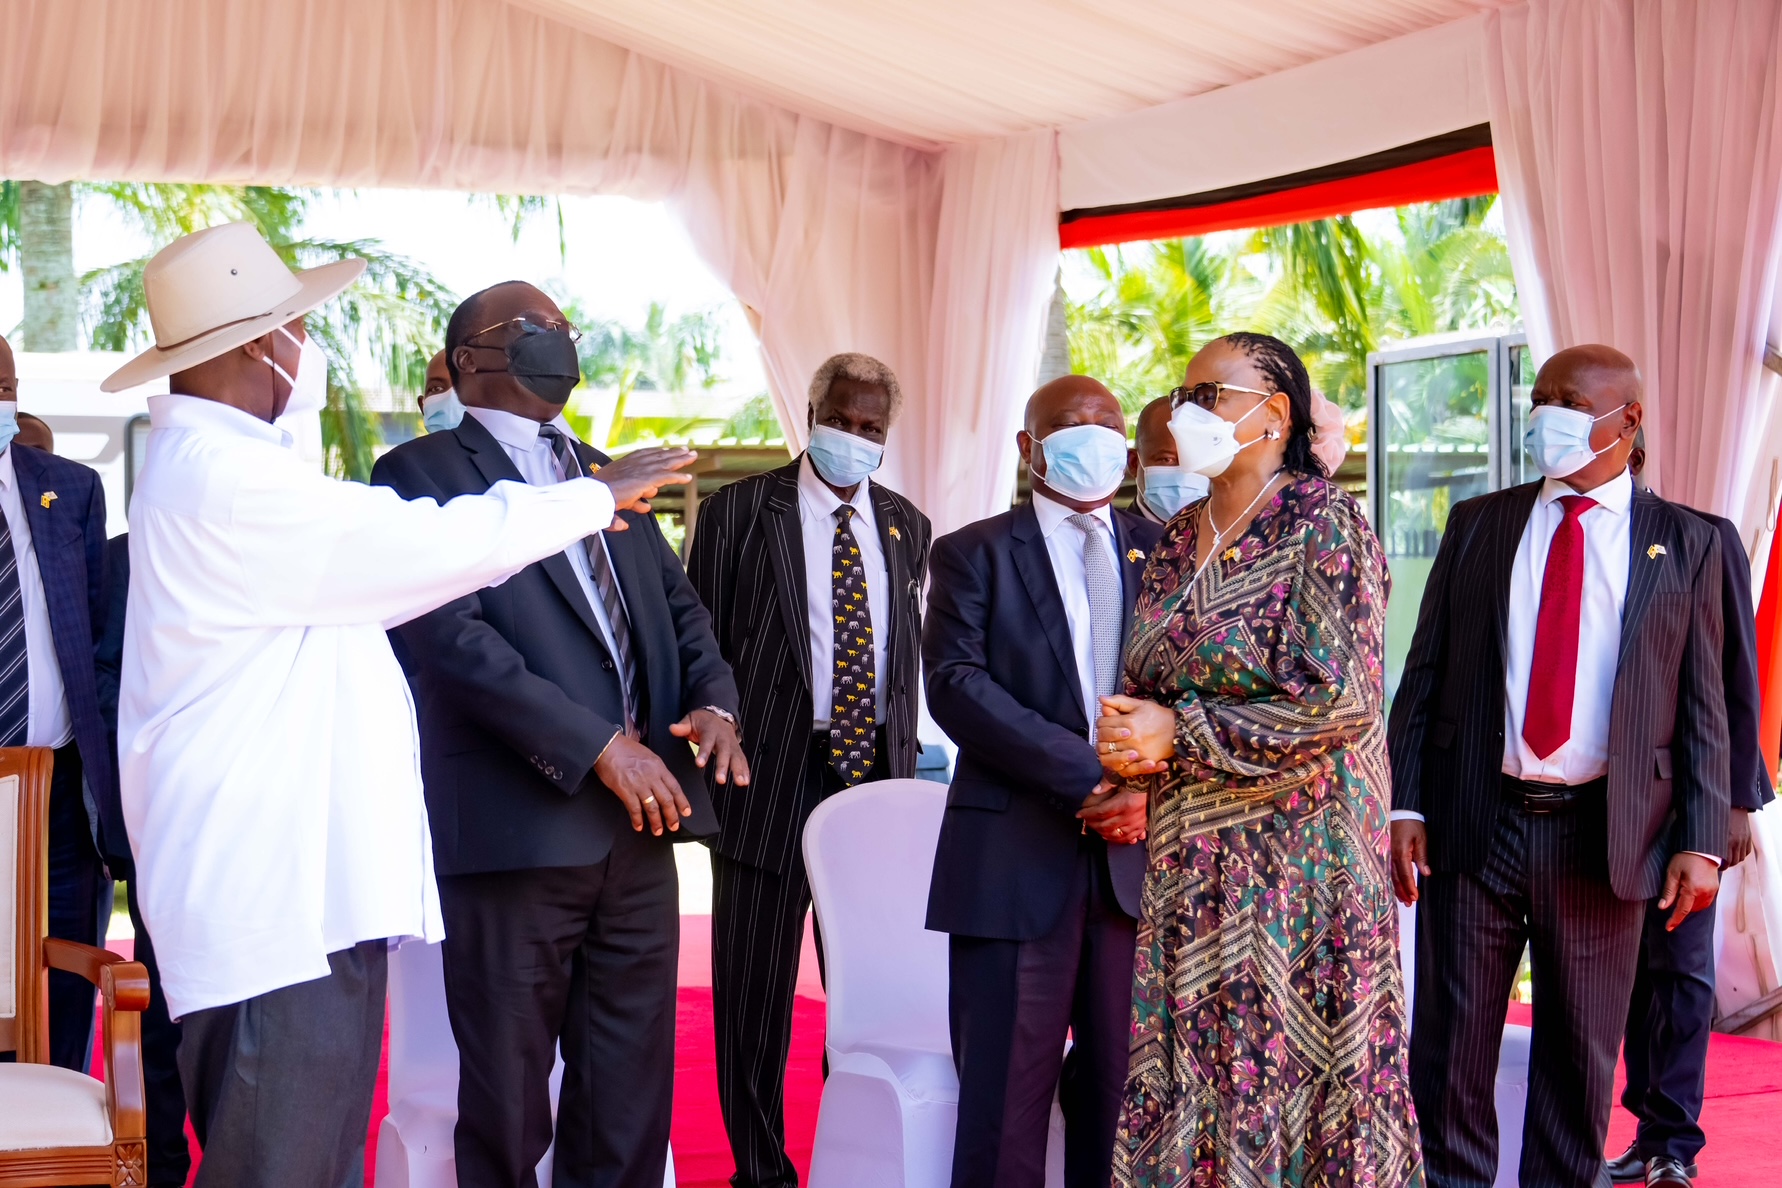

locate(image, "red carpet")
[[93, 941, 1782, 1185]]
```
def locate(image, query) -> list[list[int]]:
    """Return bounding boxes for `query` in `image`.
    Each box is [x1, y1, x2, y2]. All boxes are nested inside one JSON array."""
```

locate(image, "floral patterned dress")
[[1110, 475, 1422, 1188]]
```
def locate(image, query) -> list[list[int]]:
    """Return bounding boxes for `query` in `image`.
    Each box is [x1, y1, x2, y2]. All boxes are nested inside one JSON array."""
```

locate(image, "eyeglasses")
[[463, 316, 582, 348], [1169, 381, 1274, 411]]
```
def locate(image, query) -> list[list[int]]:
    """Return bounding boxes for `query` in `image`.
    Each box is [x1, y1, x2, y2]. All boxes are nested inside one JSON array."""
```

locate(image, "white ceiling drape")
[[1485, 0, 1782, 523]]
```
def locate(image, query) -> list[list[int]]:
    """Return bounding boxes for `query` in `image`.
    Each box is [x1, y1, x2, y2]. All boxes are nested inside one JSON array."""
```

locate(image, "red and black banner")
[[1059, 124, 1498, 249]]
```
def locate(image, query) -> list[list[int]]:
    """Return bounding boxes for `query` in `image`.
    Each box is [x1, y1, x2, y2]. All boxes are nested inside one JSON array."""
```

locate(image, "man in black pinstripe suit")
[[1388, 345, 1730, 1188], [687, 353, 931, 1188]]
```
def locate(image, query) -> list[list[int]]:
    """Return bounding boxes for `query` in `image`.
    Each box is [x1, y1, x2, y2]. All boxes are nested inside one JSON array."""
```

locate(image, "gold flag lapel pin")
[[39, 491, 56, 509], [889, 525, 901, 540], [1126, 548, 1143, 563], [1647, 543, 1666, 560]]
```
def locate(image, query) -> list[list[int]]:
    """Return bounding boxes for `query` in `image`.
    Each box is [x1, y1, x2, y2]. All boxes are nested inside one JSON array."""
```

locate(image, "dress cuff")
[[1390, 810, 1426, 823], [1681, 850, 1722, 868]]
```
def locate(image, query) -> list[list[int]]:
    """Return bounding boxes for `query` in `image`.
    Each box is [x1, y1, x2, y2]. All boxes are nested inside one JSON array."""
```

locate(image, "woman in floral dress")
[[1096, 333, 1421, 1188]]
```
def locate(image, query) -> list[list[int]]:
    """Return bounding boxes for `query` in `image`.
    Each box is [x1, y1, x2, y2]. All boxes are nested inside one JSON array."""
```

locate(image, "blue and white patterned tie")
[[0, 511, 28, 746]]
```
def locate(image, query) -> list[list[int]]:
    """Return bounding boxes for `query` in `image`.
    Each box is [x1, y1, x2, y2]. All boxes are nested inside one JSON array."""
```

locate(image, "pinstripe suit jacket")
[[10, 446, 116, 866], [686, 458, 930, 875], [1387, 480, 1730, 901], [1689, 508, 1774, 812]]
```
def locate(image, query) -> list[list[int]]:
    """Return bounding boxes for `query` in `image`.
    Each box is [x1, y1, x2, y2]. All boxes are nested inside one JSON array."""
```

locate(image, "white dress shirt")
[[465, 407, 632, 705], [0, 446, 72, 747], [120, 393, 618, 1018], [798, 453, 889, 727], [1502, 470, 1632, 784], [1031, 491, 1122, 728]]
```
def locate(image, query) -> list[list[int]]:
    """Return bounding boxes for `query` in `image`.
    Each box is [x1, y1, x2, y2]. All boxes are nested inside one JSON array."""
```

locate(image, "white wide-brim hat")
[[101, 221, 366, 393]]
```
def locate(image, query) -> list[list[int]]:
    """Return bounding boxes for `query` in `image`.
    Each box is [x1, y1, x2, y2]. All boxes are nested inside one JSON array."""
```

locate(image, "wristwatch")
[[700, 706, 738, 727]]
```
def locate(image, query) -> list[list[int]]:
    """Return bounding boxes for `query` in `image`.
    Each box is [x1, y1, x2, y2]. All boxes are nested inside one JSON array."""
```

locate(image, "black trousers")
[[128, 879, 191, 1187], [439, 824, 679, 1188], [946, 839, 1135, 1188], [1411, 791, 1644, 1188], [47, 741, 110, 1073], [711, 728, 885, 1188], [178, 940, 387, 1188], [1620, 894, 1717, 1165]]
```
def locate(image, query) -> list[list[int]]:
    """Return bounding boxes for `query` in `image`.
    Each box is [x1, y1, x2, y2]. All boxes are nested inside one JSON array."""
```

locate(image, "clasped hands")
[[592, 708, 749, 836], [1078, 694, 1176, 844]]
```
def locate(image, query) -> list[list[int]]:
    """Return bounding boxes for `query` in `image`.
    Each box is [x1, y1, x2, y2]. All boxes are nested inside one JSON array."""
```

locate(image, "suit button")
[[602, 659, 615, 671]]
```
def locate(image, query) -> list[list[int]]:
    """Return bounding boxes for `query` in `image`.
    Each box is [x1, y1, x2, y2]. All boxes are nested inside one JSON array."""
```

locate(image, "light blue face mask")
[[1139, 464, 1209, 521], [1038, 423, 1129, 502], [1524, 402, 1628, 479], [807, 423, 884, 487], [0, 402, 18, 454], [420, 389, 465, 434]]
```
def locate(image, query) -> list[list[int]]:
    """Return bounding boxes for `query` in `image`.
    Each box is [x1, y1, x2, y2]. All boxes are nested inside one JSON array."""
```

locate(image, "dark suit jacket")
[[1387, 481, 1730, 901], [370, 416, 740, 876], [685, 457, 930, 874], [922, 501, 1159, 941], [1687, 508, 1773, 812], [11, 446, 117, 867]]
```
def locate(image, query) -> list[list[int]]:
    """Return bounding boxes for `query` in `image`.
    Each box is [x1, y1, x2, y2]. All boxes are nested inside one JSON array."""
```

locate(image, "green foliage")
[[0, 181, 457, 482], [564, 300, 733, 448], [720, 393, 785, 443], [1066, 197, 1520, 413]]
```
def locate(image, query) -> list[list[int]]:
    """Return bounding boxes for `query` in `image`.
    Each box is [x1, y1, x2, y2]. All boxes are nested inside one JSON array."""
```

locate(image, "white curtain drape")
[[0, 0, 1028, 520], [1485, 0, 1782, 518], [919, 130, 1061, 538]]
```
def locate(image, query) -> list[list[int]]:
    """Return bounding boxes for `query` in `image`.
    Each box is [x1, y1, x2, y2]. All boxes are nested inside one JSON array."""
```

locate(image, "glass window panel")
[[1378, 350, 1492, 699], [1508, 343, 1535, 485]]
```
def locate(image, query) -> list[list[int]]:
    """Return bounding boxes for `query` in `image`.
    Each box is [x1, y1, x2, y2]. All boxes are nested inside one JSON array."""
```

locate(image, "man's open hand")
[[593, 734, 693, 836], [594, 447, 697, 528], [1078, 780, 1148, 844], [671, 709, 750, 787], [1390, 819, 1431, 905], [1728, 809, 1754, 868], [1658, 852, 1720, 931]]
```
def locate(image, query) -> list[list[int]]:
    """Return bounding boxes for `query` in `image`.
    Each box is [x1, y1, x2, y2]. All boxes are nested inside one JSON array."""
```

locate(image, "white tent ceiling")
[[515, 0, 1516, 148]]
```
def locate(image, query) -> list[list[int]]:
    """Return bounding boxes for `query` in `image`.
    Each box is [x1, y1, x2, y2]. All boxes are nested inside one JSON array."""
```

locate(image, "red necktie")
[[1523, 494, 1597, 760]]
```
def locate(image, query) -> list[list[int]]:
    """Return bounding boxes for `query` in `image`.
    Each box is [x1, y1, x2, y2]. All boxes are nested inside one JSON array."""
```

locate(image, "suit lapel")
[[1011, 502, 1087, 726], [871, 483, 913, 678], [453, 416, 605, 642], [1112, 511, 1147, 648], [765, 462, 812, 690], [1618, 490, 1665, 666], [1489, 483, 1542, 658]]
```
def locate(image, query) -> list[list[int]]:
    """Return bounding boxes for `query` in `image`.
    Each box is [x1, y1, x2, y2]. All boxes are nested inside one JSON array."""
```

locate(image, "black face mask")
[[503, 329, 582, 404]]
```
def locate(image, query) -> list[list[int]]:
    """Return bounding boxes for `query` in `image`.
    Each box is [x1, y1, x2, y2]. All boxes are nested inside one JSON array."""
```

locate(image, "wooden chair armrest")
[[42, 937, 151, 1011], [40, 937, 149, 1141]]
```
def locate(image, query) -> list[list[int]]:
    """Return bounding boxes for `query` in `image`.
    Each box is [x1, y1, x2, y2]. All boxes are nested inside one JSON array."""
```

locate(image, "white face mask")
[[266, 326, 327, 419], [1167, 398, 1268, 478], [1035, 423, 1129, 503], [1523, 403, 1628, 479]]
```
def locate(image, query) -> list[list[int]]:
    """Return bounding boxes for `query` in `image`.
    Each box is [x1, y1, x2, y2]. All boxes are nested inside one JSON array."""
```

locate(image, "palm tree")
[[567, 301, 730, 448], [0, 181, 457, 481]]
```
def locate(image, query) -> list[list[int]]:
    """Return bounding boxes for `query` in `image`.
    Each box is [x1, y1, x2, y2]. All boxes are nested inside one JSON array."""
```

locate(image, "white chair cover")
[[803, 777, 1062, 1188], [375, 939, 671, 1188]]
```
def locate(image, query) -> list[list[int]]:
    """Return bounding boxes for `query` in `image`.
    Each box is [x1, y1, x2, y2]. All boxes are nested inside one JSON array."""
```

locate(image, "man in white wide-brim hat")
[[106, 222, 696, 1186]]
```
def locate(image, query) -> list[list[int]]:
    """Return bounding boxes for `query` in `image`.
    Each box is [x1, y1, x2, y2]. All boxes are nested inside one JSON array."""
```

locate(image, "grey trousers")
[[178, 940, 388, 1188]]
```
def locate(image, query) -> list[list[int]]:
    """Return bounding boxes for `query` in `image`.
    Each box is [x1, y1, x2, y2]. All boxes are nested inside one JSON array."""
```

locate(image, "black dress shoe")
[[1646, 1155, 1695, 1187], [1607, 1145, 1646, 1183]]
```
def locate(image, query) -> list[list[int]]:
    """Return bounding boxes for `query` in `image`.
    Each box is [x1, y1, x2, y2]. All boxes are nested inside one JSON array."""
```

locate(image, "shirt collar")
[[0, 445, 13, 492], [797, 452, 872, 516], [1539, 467, 1634, 516], [149, 393, 293, 448], [1031, 489, 1115, 538], [465, 405, 575, 452]]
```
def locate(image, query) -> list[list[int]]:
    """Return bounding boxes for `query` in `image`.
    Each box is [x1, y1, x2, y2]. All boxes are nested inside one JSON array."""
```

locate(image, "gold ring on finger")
[[643, 795, 656, 805]]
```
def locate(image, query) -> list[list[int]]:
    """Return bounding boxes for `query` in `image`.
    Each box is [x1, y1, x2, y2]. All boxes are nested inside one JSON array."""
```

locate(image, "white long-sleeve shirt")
[[796, 454, 889, 727], [120, 394, 618, 1018], [1031, 491, 1121, 728]]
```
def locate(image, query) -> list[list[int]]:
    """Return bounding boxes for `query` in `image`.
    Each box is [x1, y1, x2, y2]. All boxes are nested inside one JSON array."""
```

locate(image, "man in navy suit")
[[373, 282, 744, 1188], [0, 334, 116, 1073], [923, 375, 1159, 1188]]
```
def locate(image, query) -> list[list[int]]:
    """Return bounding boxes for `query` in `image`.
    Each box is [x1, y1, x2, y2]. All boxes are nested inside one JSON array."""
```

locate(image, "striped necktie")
[[539, 426, 639, 736], [1067, 512, 1122, 702], [0, 510, 28, 746]]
